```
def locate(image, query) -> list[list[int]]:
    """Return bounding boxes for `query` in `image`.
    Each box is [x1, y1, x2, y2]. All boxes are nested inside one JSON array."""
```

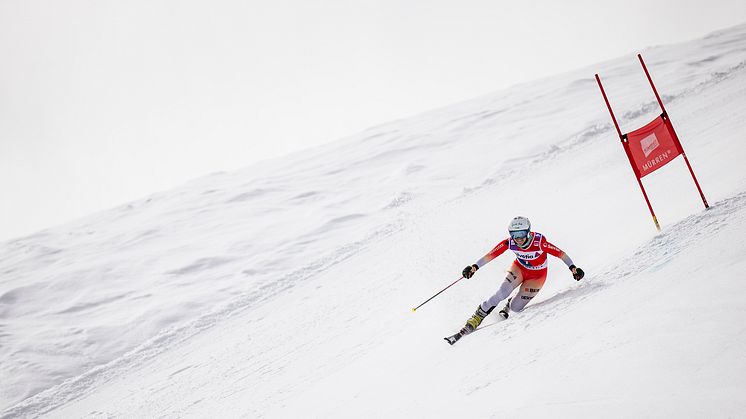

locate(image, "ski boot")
[[498, 297, 512, 319], [464, 305, 491, 333], [444, 305, 493, 345]]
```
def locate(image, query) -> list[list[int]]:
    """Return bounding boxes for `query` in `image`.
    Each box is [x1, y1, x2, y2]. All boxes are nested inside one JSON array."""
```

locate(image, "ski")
[[444, 330, 465, 345], [444, 317, 508, 345], [444, 325, 474, 345]]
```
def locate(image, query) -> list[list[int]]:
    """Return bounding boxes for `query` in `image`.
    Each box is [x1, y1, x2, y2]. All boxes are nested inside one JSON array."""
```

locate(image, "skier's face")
[[510, 230, 530, 246]]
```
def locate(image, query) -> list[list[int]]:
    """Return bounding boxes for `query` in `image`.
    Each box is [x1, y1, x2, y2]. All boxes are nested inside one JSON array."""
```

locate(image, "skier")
[[445, 216, 584, 345]]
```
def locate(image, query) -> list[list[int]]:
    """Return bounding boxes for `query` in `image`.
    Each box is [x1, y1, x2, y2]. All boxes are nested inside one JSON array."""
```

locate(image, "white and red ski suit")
[[474, 232, 574, 313]]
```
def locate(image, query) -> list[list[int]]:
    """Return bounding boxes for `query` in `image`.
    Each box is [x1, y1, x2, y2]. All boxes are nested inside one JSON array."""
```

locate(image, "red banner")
[[596, 54, 709, 232], [624, 115, 683, 178]]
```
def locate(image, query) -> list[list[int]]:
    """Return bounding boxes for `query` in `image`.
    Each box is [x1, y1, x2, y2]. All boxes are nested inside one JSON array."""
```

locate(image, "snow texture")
[[2, 23, 746, 418]]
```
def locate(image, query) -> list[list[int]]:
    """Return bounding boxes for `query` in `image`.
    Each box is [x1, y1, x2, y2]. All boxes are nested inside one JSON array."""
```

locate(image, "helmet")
[[508, 216, 531, 241]]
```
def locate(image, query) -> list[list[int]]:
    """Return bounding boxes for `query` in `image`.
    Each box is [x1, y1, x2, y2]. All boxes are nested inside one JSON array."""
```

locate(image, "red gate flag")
[[595, 54, 708, 232], [624, 114, 683, 179]]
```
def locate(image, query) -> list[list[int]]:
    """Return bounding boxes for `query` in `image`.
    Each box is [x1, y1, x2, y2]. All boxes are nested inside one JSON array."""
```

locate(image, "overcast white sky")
[[1, 0, 745, 242]]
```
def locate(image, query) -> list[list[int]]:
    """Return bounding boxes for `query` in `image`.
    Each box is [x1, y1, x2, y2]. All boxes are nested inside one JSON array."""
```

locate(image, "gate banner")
[[595, 53, 709, 232], [624, 114, 683, 179]]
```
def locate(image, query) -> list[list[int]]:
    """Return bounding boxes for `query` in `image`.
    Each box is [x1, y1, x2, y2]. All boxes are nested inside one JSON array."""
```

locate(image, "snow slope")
[[2, 23, 746, 418]]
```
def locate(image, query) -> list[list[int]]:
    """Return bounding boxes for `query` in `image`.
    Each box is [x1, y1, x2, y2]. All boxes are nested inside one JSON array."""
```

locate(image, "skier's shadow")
[[479, 280, 604, 331], [528, 280, 604, 311]]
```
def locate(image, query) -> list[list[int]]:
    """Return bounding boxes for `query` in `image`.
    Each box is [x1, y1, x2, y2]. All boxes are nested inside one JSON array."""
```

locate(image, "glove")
[[462, 264, 479, 279], [569, 265, 584, 281]]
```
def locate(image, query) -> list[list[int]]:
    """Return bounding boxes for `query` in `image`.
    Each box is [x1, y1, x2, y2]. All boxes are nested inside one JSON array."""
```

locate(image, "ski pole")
[[412, 276, 464, 312]]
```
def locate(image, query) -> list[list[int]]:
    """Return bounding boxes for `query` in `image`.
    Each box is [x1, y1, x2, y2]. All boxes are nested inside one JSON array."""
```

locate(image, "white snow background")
[[2, 23, 746, 418]]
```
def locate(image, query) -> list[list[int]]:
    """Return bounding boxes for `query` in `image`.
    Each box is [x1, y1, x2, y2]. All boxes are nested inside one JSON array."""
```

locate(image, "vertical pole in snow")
[[623, 141, 661, 232], [596, 73, 661, 232], [638, 54, 667, 113], [595, 74, 623, 138], [638, 54, 709, 209]]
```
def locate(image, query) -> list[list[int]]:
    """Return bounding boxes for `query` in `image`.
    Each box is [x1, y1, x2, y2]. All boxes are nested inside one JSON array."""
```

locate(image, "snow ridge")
[[2, 22, 746, 418]]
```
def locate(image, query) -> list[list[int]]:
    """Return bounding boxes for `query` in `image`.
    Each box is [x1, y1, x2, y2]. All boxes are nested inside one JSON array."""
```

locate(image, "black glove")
[[462, 264, 479, 279], [569, 265, 584, 281]]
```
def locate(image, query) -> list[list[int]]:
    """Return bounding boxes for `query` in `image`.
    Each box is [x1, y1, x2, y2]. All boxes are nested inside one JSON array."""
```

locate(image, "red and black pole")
[[412, 276, 464, 312]]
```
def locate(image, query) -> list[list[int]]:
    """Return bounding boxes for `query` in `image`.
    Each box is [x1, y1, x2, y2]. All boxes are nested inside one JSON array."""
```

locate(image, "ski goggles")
[[509, 229, 530, 240]]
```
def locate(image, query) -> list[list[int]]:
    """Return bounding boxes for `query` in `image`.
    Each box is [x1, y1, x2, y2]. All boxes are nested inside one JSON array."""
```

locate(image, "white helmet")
[[508, 216, 531, 233], [508, 216, 531, 245]]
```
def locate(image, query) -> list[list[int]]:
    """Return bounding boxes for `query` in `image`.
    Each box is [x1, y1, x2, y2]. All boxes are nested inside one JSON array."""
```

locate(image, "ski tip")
[[411, 308, 416, 312], [444, 334, 461, 345]]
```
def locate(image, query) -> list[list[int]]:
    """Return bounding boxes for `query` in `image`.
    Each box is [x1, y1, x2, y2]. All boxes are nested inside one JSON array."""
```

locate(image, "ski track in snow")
[[496, 189, 746, 333]]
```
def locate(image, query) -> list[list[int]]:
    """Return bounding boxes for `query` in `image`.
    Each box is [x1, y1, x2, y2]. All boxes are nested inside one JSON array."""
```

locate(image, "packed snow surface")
[[2, 23, 746, 418]]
